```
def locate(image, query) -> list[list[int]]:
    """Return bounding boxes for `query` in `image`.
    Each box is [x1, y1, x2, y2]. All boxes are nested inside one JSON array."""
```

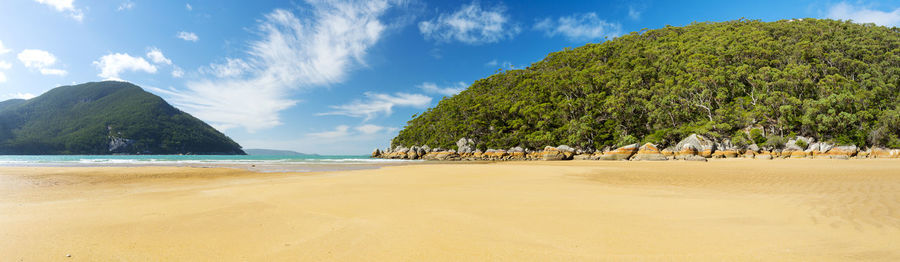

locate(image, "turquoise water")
[[0, 155, 416, 172]]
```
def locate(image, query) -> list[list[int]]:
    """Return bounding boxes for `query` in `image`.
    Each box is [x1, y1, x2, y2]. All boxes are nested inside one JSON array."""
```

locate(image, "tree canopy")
[[392, 19, 900, 151]]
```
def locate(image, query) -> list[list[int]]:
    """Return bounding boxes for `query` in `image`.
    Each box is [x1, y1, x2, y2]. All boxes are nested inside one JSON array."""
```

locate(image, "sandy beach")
[[1, 160, 898, 261]]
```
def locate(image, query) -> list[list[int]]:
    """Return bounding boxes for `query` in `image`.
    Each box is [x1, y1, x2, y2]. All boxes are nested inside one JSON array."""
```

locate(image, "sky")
[[0, 0, 898, 155]]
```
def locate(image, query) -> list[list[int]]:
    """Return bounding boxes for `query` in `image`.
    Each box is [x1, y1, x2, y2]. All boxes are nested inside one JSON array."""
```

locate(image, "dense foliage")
[[0, 81, 245, 155], [393, 19, 900, 150]]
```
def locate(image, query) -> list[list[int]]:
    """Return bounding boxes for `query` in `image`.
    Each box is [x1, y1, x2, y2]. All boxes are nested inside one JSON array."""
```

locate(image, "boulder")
[[675, 134, 716, 157], [371, 148, 381, 158], [683, 155, 708, 162], [573, 154, 593, 160], [542, 146, 569, 161], [789, 150, 809, 158], [755, 152, 773, 160], [661, 147, 675, 158], [742, 150, 755, 159], [822, 145, 857, 159], [747, 144, 760, 152], [870, 147, 899, 158], [456, 138, 475, 154], [472, 149, 484, 159], [430, 151, 460, 161], [557, 145, 576, 159], [600, 143, 640, 160], [630, 143, 668, 161], [674, 144, 699, 160], [856, 149, 870, 159]]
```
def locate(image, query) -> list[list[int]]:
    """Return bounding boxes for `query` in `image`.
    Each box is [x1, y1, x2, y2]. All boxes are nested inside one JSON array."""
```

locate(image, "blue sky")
[[0, 0, 898, 154]]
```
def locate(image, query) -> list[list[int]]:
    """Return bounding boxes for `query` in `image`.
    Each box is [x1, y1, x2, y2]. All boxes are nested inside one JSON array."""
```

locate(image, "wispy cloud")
[[200, 58, 252, 78], [117, 1, 135, 11], [34, 0, 84, 21], [92, 53, 156, 80], [158, 1, 396, 132], [417, 81, 466, 96], [419, 2, 519, 44], [826, 2, 900, 27], [17, 49, 67, 76], [628, 6, 642, 20], [535, 13, 621, 42], [176, 31, 199, 42], [186, 3, 192, 11], [319, 92, 432, 121], [242, 123, 398, 154]]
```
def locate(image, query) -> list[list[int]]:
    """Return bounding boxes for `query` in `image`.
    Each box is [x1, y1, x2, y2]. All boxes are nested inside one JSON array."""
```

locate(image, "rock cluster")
[[375, 134, 900, 162]]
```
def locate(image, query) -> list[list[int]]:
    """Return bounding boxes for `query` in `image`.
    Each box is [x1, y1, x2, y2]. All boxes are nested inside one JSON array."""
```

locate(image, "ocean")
[[0, 155, 418, 173]]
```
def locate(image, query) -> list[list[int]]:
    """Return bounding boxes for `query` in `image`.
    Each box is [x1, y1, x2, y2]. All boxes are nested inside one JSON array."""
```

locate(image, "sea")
[[0, 155, 419, 173]]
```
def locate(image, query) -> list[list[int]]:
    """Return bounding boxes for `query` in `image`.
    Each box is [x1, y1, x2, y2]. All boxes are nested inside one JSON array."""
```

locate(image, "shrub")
[[749, 128, 766, 145]]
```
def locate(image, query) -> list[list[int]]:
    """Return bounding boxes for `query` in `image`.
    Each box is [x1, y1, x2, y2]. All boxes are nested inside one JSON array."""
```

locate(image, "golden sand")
[[1, 160, 899, 261]]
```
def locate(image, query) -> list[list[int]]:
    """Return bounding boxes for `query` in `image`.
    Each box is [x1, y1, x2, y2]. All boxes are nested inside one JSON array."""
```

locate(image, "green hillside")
[[0, 81, 245, 155], [392, 19, 900, 151]]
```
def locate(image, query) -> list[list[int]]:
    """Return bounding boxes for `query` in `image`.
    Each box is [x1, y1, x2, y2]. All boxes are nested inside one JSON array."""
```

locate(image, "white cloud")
[[3, 92, 37, 100], [201, 58, 252, 78], [309, 124, 394, 139], [117, 1, 134, 11], [17, 49, 56, 68], [0, 72, 6, 83], [0, 40, 10, 55], [419, 2, 519, 44], [92, 53, 157, 80], [186, 3, 192, 11], [34, 0, 84, 21], [319, 92, 432, 121], [176, 31, 199, 42], [159, 1, 394, 132], [535, 13, 622, 42], [172, 66, 184, 78], [146, 47, 172, 65], [826, 2, 900, 27], [17, 49, 67, 76], [418, 81, 466, 96]]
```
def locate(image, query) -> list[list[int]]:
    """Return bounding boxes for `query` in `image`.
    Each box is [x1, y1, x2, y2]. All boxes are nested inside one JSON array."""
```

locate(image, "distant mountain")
[[244, 149, 317, 156], [0, 81, 245, 155]]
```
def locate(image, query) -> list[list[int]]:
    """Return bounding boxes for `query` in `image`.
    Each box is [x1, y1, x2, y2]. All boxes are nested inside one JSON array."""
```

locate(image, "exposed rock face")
[[630, 143, 668, 161], [675, 134, 716, 157], [108, 136, 134, 153], [456, 138, 475, 154], [822, 145, 857, 159], [600, 143, 639, 160]]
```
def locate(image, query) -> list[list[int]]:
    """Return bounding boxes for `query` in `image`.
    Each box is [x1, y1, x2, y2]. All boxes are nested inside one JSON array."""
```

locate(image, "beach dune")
[[1, 160, 898, 261]]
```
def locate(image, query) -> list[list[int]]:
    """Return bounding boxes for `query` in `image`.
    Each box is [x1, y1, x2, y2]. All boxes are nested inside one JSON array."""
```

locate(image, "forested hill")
[[392, 19, 900, 151], [0, 81, 245, 155]]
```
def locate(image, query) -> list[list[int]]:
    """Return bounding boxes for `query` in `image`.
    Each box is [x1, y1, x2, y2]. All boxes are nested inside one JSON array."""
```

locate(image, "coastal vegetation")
[[390, 19, 900, 151], [0, 81, 245, 155]]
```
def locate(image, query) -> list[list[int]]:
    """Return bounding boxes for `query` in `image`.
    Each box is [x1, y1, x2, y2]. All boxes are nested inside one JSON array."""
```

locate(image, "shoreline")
[[2, 160, 899, 261]]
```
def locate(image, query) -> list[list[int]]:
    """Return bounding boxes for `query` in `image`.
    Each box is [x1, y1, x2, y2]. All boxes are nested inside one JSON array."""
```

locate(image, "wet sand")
[[1, 159, 898, 261]]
